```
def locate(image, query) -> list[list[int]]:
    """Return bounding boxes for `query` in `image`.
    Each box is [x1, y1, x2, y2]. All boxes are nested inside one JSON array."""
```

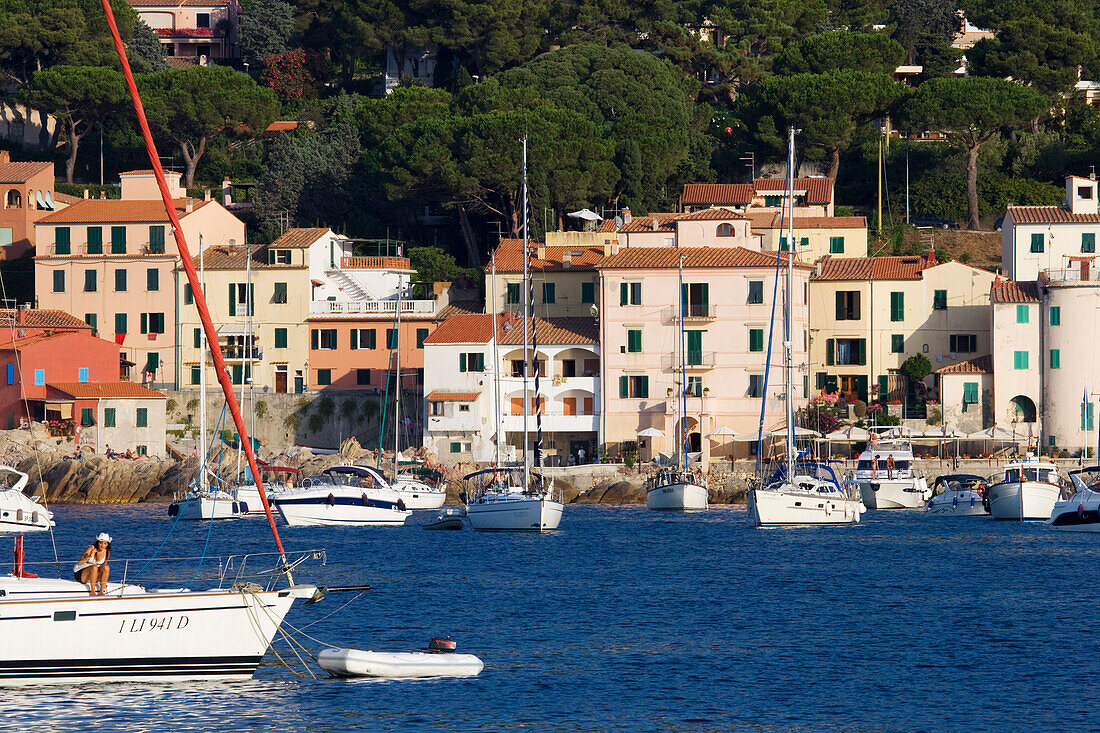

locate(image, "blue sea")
[[4, 504, 1094, 732]]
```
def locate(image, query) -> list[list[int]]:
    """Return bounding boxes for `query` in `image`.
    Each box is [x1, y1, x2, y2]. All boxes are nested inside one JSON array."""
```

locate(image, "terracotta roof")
[[597, 246, 809, 270], [0, 333, 66, 350], [423, 313, 502, 345], [426, 391, 480, 401], [435, 302, 481, 320], [990, 280, 1040, 304], [119, 169, 181, 176], [598, 219, 618, 232], [1006, 206, 1100, 224], [753, 177, 835, 204], [682, 183, 754, 205], [167, 56, 197, 69], [935, 354, 993, 374], [498, 317, 598, 346], [36, 198, 208, 224], [51, 191, 80, 205], [751, 215, 867, 230], [48, 382, 165, 399], [618, 214, 679, 233], [811, 255, 935, 281], [269, 227, 330, 249], [675, 208, 747, 221], [0, 160, 51, 184], [188, 243, 303, 270], [490, 239, 604, 272], [0, 309, 90, 329]]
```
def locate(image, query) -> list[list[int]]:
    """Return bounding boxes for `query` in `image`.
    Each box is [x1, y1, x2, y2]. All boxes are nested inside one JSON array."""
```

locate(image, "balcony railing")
[[340, 256, 412, 270], [1042, 266, 1100, 284], [660, 351, 716, 370], [309, 299, 436, 316], [662, 304, 716, 321]]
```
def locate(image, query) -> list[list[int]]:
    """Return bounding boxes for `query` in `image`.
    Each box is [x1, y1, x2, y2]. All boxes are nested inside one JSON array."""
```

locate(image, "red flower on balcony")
[[156, 27, 217, 37]]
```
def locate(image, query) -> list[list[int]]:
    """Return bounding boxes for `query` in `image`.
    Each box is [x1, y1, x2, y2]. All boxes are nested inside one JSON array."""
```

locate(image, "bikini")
[[73, 549, 108, 581]]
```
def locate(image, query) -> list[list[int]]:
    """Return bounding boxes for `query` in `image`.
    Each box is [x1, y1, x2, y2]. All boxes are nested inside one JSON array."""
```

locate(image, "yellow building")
[[747, 213, 869, 260], [485, 238, 607, 318]]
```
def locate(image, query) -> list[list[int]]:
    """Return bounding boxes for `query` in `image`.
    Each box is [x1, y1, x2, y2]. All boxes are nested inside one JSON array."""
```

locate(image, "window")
[[828, 338, 866, 366], [748, 328, 764, 352], [542, 282, 555, 304], [747, 374, 764, 398], [111, 226, 126, 254], [459, 403, 470, 412], [829, 236, 844, 254], [1050, 306, 1061, 326], [269, 249, 291, 265], [184, 284, 193, 305], [136, 408, 148, 428], [1014, 350, 1028, 370], [681, 282, 709, 317], [356, 369, 371, 386], [84, 313, 97, 335], [114, 269, 126, 292], [1016, 304, 1029, 324], [136, 445, 147, 457], [949, 334, 977, 353], [716, 223, 734, 237], [80, 408, 94, 427], [778, 236, 789, 252], [889, 291, 904, 322], [274, 328, 287, 349], [620, 282, 642, 305], [582, 282, 595, 303], [962, 382, 979, 410], [1084, 233, 1096, 254], [626, 329, 642, 353], [273, 282, 287, 304], [416, 328, 429, 348], [562, 359, 576, 377], [148, 225, 165, 253], [686, 331, 703, 365], [381, 328, 395, 349], [1082, 186, 1095, 200], [459, 353, 485, 372], [87, 227, 102, 254], [78, 367, 88, 383], [190, 366, 200, 385], [55, 227, 70, 255], [228, 283, 254, 316], [748, 281, 763, 305], [350, 329, 376, 349], [1030, 232, 1044, 253], [103, 408, 116, 427], [317, 369, 332, 386], [933, 290, 947, 310], [1050, 349, 1061, 368], [0, 228, 9, 247], [450, 441, 462, 453], [83, 270, 96, 292], [686, 376, 703, 397], [506, 283, 521, 304], [891, 334, 903, 353], [52, 270, 64, 293], [146, 268, 159, 291], [140, 312, 165, 334], [196, 11, 210, 26], [431, 402, 444, 417], [33, 369, 43, 385], [835, 291, 860, 320], [1084, 402, 1096, 431], [618, 374, 649, 398], [114, 313, 127, 335], [311, 329, 337, 350]]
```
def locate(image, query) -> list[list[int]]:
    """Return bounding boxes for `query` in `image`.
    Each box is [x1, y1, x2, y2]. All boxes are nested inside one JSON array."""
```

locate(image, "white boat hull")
[[0, 490, 53, 532], [317, 647, 484, 678], [0, 578, 313, 685], [391, 478, 447, 510], [925, 489, 987, 516], [646, 482, 708, 511], [987, 481, 1060, 520], [857, 477, 930, 509], [171, 494, 241, 521], [232, 485, 284, 516], [748, 486, 862, 526], [274, 487, 412, 527], [466, 494, 562, 531]]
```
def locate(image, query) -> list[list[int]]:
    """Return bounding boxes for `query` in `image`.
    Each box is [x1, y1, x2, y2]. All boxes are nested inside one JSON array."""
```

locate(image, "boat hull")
[[1047, 498, 1100, 531], [748, 487, 862, 526], [274, 487, 411, 526], [0, 580, 312, 685], [987, 481, 1060, 520], [391, 478, 447, 510], [317, 647, 484, 678], [925, 489, 988, 516], [170, 495, 241, 521], [466, 494, 562, 531], [0, 490, 53, 532], [857, 477, 930, 509], [646, 482, 708, 511]]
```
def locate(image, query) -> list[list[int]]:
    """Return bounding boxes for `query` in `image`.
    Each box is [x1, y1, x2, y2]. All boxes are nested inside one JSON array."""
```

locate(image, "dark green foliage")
[[900, 354, 932, 381], [128, 19, 167, 73], [773, 31, 905, 75], [240, 0, 295, 66], [969, 21, 1096, 95]]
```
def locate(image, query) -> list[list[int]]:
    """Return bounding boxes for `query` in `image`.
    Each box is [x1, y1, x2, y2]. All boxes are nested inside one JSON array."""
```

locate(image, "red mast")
[[97, 0, 292, 578]]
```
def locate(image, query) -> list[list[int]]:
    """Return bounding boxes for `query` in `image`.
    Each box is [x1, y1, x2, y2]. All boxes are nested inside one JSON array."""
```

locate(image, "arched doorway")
[[678, 416, 701, 455], [1009, 395, 1037, 424]]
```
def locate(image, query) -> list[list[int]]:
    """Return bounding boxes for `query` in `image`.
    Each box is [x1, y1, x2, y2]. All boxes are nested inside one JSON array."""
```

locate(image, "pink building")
[[129, 0, 240, 61], [680, 179, 836, 217]]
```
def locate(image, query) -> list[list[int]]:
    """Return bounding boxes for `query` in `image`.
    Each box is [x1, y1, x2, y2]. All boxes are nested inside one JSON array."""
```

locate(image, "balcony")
[[1041, 265, 1100, 285], [502, 412, 599, 433], [340, 256, 411, 270], [661, 351, 716, 370], [309, 299, 436, 316], [499, 375, 598, 395], [661, 303, 717, 321]]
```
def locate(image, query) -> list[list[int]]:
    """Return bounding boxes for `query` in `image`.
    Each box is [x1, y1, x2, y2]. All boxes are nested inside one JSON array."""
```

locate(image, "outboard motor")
[[427, 637, 457, 654]]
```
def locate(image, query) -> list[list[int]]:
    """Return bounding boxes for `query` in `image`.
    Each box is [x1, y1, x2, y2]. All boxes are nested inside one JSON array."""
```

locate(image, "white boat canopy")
[[706, 426, 737, 438]]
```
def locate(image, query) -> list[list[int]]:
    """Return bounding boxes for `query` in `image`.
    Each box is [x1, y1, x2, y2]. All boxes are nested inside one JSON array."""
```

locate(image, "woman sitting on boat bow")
[[73, 532, 111, 596]]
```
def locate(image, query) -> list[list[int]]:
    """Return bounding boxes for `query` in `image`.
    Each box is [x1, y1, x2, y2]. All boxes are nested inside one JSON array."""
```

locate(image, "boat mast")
[[98, 0, 292, 581], [491, 252, 501, 468], [199, 238, 206, 492], [393, 282, 402, 479], [521, 136, 530, 491], [237, 244, 251, 481], [678, 254, 686, 471], [785, 126, 796, 480]]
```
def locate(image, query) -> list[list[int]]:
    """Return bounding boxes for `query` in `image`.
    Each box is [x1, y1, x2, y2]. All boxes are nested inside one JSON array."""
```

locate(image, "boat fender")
[[15, 509, 21, 522], [361, 493, 369, 506], [239, 501, 249, 514], [825, 502, 831, 516], [397, 499, 406, 512], [970, 495, 975, 507], [1079, 504, 1085, 518], [327, 493, 336, 506], [232, 502, 239, 514], [168, 503, 179, 516], [952, 495, 958, 507]]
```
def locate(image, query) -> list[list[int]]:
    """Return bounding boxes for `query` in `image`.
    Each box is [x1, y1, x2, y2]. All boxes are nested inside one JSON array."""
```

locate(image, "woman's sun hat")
[[96, 532, 112, 543]]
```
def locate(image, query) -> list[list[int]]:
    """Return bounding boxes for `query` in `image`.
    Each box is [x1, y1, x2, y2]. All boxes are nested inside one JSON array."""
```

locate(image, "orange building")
[[305, 314, 444, 392], [0, 151, 59, 260]]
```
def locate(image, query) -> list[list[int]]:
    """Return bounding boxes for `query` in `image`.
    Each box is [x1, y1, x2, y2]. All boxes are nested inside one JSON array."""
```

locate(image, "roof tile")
[[1006, 206, 1100, 224], [188, 243, 303, 270], [270, 227, 331, 249], [0, 160, 52, 184], [990, 280, 1040, 303], [811, 254, 935, 281], [597, 246, 809, 270], [935, 354, 993, 374], [0, 309, 90, 329], [426, 391, 481, 401], [498, 317, 598, 345], [36, 198, 207, 224], [490, 239, 604, 272], [48, 382, 165, 399]]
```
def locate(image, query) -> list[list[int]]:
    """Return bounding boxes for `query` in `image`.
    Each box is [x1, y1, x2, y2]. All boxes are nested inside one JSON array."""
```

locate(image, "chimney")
[[185, 199, 194, 213], [651, 218, 659, 231], [815, 261, 822, 277], [204, 188, 211, 202], [15, 305, 24, 326], [537, 245, 546, 260], [622, 206, 632, 225], [222, 177, 232, 206], [83, 189, 89, 199], [562, 252, 572, 268], [0, 150, 9, 165]]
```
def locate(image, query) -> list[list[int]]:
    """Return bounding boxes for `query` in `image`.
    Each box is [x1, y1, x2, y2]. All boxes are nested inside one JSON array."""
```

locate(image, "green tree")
[[140, 65, 279, 187], [21, 65, 128, 183], [901, 77, 1047, 229], [968, 20, 1096, 96], [128, 19, 167, 73], [240, 0, 295, 66], [887, 0, 957, 64], [409, 246, 466, 283], [900, 353, 932, 380], [773, 30, 905, 75]]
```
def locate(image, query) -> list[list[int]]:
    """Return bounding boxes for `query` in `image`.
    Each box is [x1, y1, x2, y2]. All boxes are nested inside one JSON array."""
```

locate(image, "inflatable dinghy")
[[423, 507, 466, 530], [317, 647, 484, 678]]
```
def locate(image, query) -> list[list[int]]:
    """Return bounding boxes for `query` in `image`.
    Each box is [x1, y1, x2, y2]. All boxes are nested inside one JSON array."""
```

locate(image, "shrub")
[[166, 398, 178, 414], [876, 414, 901, 426], [341, 399, 357, 418], [926, 407, 942, 426], [186, 398, 199, 412], [853, 400, 867, 419], [900, 354, 933, 381], [255, 400, 267, 419], [317, 396, 335, 417], [308, 413, 324, 433], [284, 413, 299, 431]]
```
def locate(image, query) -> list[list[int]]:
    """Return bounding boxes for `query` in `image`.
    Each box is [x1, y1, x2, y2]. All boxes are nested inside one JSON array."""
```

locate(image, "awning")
[[120, 355, 135, 367], [311, 279, 324, 286], [143, 352, 160, 373], [218, 324, 254, 336]]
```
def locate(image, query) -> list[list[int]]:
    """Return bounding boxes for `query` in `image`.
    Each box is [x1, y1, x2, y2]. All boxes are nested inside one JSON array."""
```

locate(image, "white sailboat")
[[0, 466, 53, 532], [466, 139, 563, 531], [747, 127, 862, 527], [273, 465, 412, 526], [647, 254, 708, 511]]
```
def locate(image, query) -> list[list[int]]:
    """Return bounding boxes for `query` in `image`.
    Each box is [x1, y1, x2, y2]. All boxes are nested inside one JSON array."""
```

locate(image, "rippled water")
[[3, 504, 1095, 732]]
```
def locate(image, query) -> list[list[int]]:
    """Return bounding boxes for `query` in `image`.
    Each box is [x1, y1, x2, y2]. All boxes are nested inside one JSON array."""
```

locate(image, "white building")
[[989, 280, 1041, 445], [1002, 175, 1100, 281]]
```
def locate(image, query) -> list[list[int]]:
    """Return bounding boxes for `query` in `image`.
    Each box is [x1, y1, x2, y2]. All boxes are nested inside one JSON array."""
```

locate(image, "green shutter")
[[835, 292, 845, 320], [274, 282, 287, 303], [87, 227, 102, 254], [619, 375, 628, 398], [1017, 304, 1029, 323], [475, 353, 485, 371], [1031, 233, 1044, 253], [749, 328, 763, 352], [855, 375, 868, 403], [229, 284, 236, 316], [700, 283, 709, 314], [249, 283, 255, 316], [890, 292, 904, 322], [417, 328, 429, 348], [310, 329, 318, 350], [891, 334, 903, 353], [104, 408, 115, 427], [686, 331, 702, 364], [878, 375, 889, 401], [115, 313, 126, 335], [350, 329, 358, 350], [194, 328, 201, 348], [55, 227, 70, 254], [1014, 350, 1028, 370], [637, 376, 649, 398], [149, 225, 165, 252], [681, 283, 688, 313], [933, 290, 947, 310], [829, 236, 844, 254], [1050, 349, 1060, 369], [111, 226, 126, 254], [136, 408, 147, 428], [627, 329, 641, 353], [825, 338, 834, 366], [367, 330, 376, 349], [543, 282, 555, 303], [858, 339, 867, 365], [275, 328, 287, 348], [963, 382, 979, 404], [582, 282, 595, 303], [1050, 307, 1061, 326], [140, 312, 148, 334], [620, 282, 628, 305], [1085, 233, 1096, 253], [459, 353, 467, 372]]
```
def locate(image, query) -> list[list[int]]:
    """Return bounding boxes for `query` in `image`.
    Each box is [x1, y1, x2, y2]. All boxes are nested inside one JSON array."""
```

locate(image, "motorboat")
[[851, 432, 930, 509], [317, 640, 483, 679], [390, 467, 448, 510], [748, 460, 863, 526], [168, 482, 243, 521], [273, 465, 412, 527], [0, 465, 53, 532], [1047, 466, 1100, 532], [463, 467, 562, 531], [233, 464, 299, 516], [986, 454, 1061, 520], [646, 470, 708, 511], [925, 474, 989, 516], [423, 507, 466, 530]]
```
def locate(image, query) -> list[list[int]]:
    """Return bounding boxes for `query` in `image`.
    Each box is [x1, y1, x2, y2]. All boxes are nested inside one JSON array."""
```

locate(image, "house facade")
[[680, 178, 836, 217], [484, 239, 605, 318], [989, 281, 1043, 446], [129, 0, 240, 60], [0, 151, 58, 260], [1001, 175, 1100, 281], [747, 213, 869, 261]]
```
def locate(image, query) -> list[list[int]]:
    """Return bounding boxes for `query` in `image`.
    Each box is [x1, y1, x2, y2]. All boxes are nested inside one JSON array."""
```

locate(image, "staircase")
[[324, 268, 374, 301]]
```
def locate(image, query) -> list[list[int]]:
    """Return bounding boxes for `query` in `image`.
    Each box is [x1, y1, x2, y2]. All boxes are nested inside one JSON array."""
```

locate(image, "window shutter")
[[855, 375, 868, 403], [476, 353, 485, 371], [311, 329, 318, 350], [620, 282, 628, 305], [638, 376, 649, 398], [140, 312, 148, 334], [228, 284, 236, 316], [330, 330, 337, 349], [619, 375, 628, 398], [700, 283, 709, 310], [368, 330, 376, 349], [249, 283, 255, 315], [350, 330, 358, 350], [852, 291, 860, 319], [858, 339, 867, 365], [949, 335, 957, 352], [878, 375, 889, 401], [825, 339, 834, 366], [681, 283, 688, 313], [835, 292, 844, 320], [194, 328, 201, 348], [459, 353, 467, 372], [1050, 307, 1060, 326]]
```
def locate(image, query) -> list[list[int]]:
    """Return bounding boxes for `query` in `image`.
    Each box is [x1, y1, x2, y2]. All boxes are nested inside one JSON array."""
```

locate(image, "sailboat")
[[465, 138, 563, 531], [646, 254, 708, 511], [0, 10, 322, 685], [747, 128, 862, 527]]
